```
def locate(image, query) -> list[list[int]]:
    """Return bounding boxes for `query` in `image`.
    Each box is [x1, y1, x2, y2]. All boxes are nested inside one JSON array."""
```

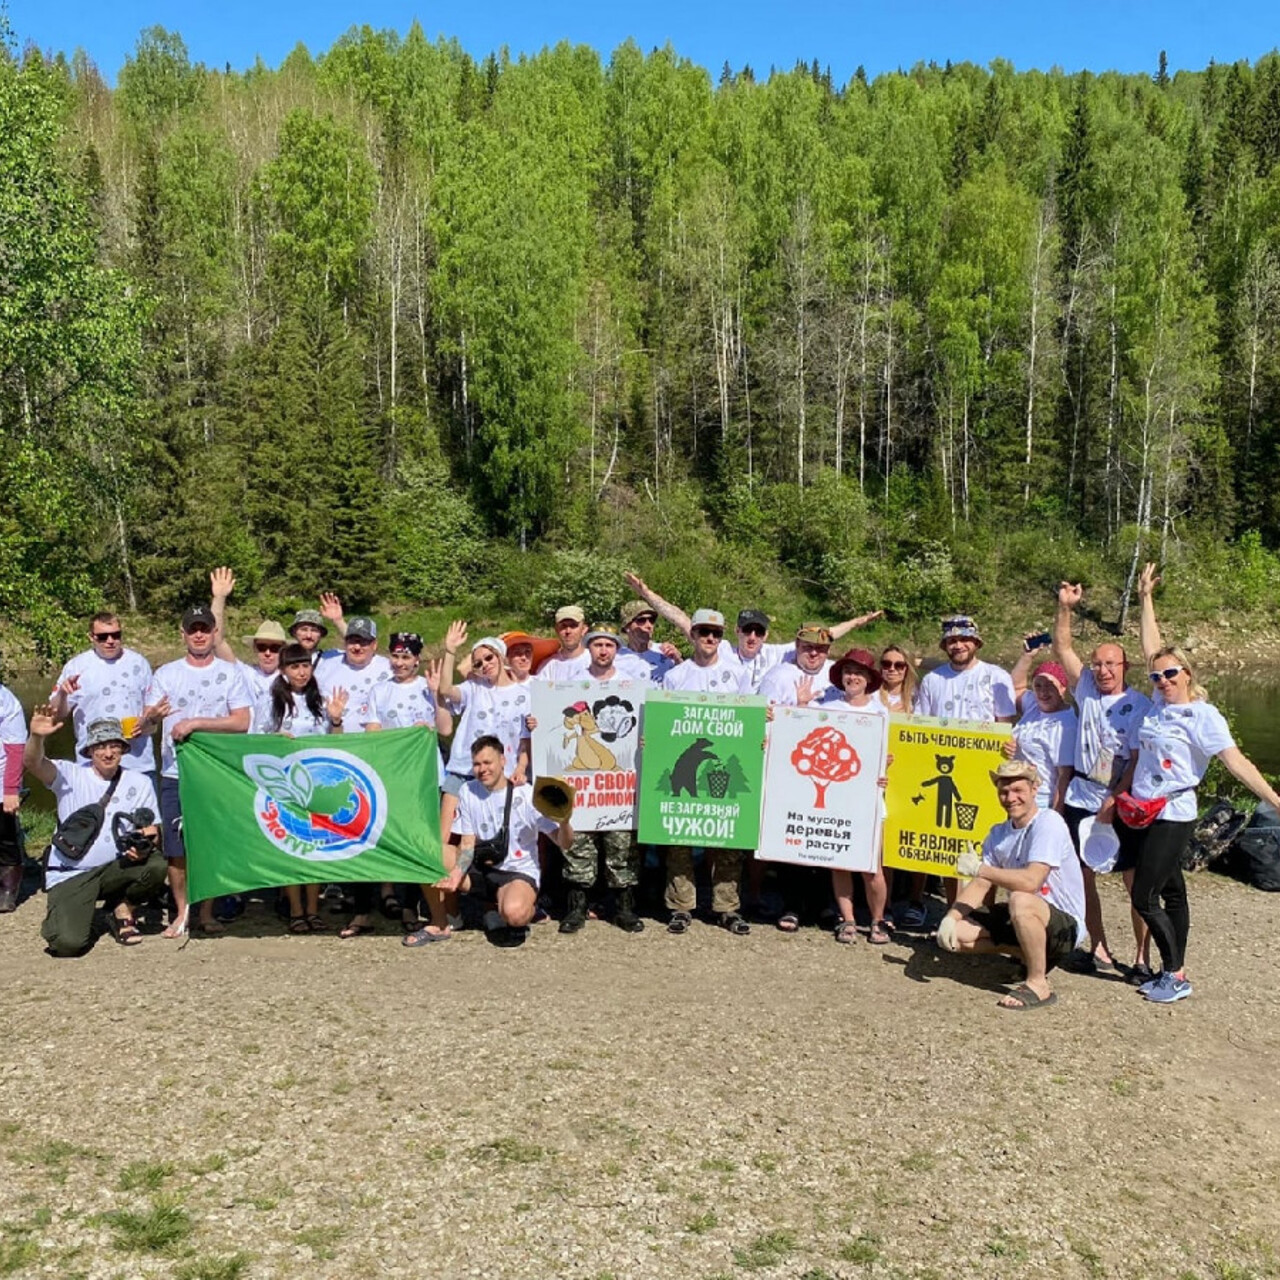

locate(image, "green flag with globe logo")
[[179, 728, 443, 900]]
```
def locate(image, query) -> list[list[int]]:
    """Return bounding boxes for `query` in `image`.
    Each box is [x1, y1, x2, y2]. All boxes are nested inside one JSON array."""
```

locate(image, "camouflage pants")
[[562, 830, 639, 889], [665, 847, 745, 915]]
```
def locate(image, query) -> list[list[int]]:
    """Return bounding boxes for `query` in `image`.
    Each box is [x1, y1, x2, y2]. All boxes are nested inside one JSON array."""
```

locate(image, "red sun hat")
[[1031, 661, 1069, 695], [829, 647, 882, 694]]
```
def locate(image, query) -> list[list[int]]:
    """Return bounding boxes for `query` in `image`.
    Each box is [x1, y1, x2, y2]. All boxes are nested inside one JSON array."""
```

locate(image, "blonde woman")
[[877, 645, 918, 714], [1124, 565, 1280, 1002]]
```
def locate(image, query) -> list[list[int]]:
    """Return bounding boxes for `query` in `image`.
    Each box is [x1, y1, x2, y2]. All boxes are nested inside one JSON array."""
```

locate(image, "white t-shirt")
[[44, 762, 159, 888], [367, 676, 438, 729], [615, 646, 675, 684], [1132, 699, 1234, 822], [1013, 700, 1078, 810], [236, 660, 279, 703], [719, 640, 792, 691], [57, 648, 154, 771], [314, 654, 391, 733], [818, 690, 890, 719], [758, 661, 834, 706], [536, 651, 592, 682], [661, 656, 751, 695], [981, 807, 1086, 945], [454, 780, 557, 886], [147, 658, 253, 778], [252, 686, 333, 737], [0, 685, 26, 746], [916, 660, 1016, 722], [1065, 670, 1150, 812], [446, 680, 532, 775]]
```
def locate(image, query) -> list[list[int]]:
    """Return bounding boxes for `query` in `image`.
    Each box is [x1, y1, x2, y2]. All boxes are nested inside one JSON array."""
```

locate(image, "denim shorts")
[[441, 771, 472, 798]]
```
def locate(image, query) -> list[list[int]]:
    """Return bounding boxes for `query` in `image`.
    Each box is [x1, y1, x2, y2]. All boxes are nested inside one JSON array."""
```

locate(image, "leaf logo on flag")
[[244, 749, 389, 862]]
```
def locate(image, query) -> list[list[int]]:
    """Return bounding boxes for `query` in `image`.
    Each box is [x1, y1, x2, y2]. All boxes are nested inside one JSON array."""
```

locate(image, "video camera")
[[111, 808, 160, 864]]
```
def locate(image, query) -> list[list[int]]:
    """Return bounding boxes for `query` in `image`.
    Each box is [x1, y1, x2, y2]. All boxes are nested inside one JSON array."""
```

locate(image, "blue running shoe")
[[1143, 972, 1192, 1003], [1137, 970, 1163, 995]]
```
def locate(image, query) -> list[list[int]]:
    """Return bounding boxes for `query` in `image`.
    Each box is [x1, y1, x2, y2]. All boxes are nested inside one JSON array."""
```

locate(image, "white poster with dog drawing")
[[757, 704, 888, 871], [531, 680, 646, 831]]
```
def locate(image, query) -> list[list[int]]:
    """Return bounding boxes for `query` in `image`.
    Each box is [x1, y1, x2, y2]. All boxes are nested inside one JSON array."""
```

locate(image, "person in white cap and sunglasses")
[[660, 609, 751, 695]]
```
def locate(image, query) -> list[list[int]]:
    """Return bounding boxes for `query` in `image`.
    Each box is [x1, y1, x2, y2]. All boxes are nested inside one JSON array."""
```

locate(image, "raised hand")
[[851, 609, 885, 628], [1057, 581, 1083, 609], [444, 619, 468, 655], [623, 571, 649, 596], [796, 675, 816, 706], [210, 566, 236, 600], [318, 592, 344, 623], [424, 658, 442, 694], [52, 673, 81, 699], [1138, 562, 1161, 598], [140, 696, 171, 729], [327, 687, 349, 723], [28, 703, 64, 737]]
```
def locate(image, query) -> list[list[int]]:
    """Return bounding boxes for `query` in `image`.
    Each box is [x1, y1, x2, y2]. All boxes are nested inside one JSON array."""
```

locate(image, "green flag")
[[178, 728, 443, 901], [637, 691, 767, 848]]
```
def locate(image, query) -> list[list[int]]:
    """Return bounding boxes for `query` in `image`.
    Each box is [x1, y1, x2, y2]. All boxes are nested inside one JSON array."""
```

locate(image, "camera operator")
[[24, 710, 164, 956]]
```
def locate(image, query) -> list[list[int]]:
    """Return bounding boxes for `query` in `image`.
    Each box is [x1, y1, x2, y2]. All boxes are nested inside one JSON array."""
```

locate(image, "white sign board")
[[758, 704, 888, 871], [530, 679, 645, 831]]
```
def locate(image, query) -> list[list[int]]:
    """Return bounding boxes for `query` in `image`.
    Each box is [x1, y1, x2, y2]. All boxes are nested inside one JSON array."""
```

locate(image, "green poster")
[[178, 727, 443, 901], [637, 690, 768, 848]]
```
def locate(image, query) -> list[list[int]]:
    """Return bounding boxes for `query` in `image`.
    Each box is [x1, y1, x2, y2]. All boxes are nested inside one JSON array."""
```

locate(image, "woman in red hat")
[[1006, 637, 1078, 813]]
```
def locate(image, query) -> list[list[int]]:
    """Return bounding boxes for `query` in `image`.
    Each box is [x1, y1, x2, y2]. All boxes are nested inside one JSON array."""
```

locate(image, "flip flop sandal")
[[997, 982, 1058, 1011], [667, 911, 693, 935], [776, 913, 800, 934], [717, 912, 751, 936], [402, 926, 453, 947], [834, 921, 858, 945], [339, 922, 376, 939], [288, 916, 311, 934], [868, 920, 892, 945]]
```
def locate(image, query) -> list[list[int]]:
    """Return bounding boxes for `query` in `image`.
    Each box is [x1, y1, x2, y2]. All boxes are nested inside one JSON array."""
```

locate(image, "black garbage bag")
[[1229, 801, 1280, 892], [1183, 799, 1250, 872]]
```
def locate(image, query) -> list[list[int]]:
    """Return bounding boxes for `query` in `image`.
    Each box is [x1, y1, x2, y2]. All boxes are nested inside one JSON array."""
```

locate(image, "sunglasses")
[[629, 614, 657, 626], [739, 625, 767, 637], [1149, 667, 1183, 683], [255, 643, 282, 654], [345, 635, 374, 645], [185, 623, 213, 635], [92, 630, 122, 642], [693, 627, 724, 639], [880, 659, 907, 671]]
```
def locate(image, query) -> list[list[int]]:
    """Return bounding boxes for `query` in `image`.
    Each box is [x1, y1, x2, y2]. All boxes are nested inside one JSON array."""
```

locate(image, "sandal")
[[379, 894, 402, 920], [162, 911, 188, 939], [402, 925, 452, 947], [289, 915, 311, 934], [667, 910, 693, 935], [997, 982, 1058, 1011], [717, 912, 751, 936], [869, 919, 892, 945], [834, 920, 858, 945], [339, 920, 376, 939], [305, 913, 327, 932], [110, 914, 144, 946], [776, 912, 800, 934]]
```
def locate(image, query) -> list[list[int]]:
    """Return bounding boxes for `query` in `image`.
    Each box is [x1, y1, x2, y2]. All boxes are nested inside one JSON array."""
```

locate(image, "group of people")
[[1, 563, 1273, 1009]]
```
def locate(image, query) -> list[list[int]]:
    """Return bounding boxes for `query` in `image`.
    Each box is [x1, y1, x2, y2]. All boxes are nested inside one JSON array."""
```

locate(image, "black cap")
[[389, 632, 423, 655], [737, 609, 769, 631], [181, 605, 217, 631]]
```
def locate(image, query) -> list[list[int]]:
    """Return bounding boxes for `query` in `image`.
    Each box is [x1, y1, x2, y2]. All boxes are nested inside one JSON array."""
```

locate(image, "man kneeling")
[[935, 760, 1086, 1010], [416, 736, 573, 947], [26, 710, 165, 956]]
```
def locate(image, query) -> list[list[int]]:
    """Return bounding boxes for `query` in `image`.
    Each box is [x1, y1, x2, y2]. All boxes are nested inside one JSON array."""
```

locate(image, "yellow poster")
[[883, 715, 1013, 877]]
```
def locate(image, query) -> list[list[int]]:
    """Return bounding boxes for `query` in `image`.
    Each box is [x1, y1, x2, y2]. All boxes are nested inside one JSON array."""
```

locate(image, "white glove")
[[935, 913, 959, 952], [956, 844, 981, 879]]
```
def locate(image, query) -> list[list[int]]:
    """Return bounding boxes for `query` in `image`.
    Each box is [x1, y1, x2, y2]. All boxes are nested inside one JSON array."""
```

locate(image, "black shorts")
[[469, 868, 537, 900], [969, 901, 1078, 970]]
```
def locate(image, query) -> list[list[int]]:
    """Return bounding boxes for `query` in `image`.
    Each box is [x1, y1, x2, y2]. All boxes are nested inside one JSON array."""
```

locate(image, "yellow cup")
[[119, 716, 140, 739]]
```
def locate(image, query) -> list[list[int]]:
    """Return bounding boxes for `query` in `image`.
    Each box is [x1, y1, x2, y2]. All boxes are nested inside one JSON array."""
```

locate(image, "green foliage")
[[532, 548, 629, 625], [391, 458, 488, 605], [100, 1196, 193, 1253]]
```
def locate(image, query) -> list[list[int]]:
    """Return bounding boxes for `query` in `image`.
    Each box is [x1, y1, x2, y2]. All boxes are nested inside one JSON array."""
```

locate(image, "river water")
[[8, 664, 1280, 814]]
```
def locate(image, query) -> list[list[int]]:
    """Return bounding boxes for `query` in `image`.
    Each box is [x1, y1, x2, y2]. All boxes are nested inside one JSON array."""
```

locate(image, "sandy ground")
[[2, 873, 1279, 1280]]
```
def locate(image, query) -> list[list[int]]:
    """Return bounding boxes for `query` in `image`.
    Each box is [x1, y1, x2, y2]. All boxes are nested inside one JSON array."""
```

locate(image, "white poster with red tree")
[[757, 705, 888, 871]]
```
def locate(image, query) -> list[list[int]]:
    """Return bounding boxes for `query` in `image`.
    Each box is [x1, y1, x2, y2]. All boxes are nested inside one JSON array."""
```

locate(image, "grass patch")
[[985, 1229, 1029, 1262], [101, 1196, 193, 1253], [752, 1153, 779, 1173], [271, 1070, 301, 1091], [902, 1151, 936, 1172], [0, 1240, 39, 1275], [188, 1153, 227, 1176], [1109, 1076, 1137, 1098], [837, 1233, 882, 1265], [475, 1137, 546, 1164], [733, 1229, 797, 1270], [119, 1160, 174, 1191], [174, 1255, 252, 1280], [685, 1211, 718, 1235], [1068, 1232, 1105, 1278], [701, 1156, 737, 1174], [294, 1226, 344, 1261]]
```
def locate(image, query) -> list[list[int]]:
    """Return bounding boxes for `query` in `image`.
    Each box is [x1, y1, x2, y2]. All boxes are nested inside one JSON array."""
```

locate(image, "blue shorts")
[[159, 776, 186, 860], [441, 772, 472, 798]]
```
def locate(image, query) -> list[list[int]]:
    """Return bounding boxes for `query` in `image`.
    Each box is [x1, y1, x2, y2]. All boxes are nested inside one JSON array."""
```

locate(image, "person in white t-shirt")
[[535, 606, 592, 682], [50, 611, 154, 774], [406, 735, 573, 946], [314, 616, 391, 733], [500, 631, 559, 686], [138, 605, 253, 937], [1004, 650, 1077, 812], [1052, 580, 1153, 978], [623, 572, 882, 691], [1120, 565, 1280, 1003], [915, 616, 1017, 723], [613, 600, 681, 684], [757, 624, 834, 706], [660, 609, 751, 697], [935, 760, 1086, 1010], [26, 710, 165, 955], [0, 684, 26, 912], [254, 643, 349, 738]]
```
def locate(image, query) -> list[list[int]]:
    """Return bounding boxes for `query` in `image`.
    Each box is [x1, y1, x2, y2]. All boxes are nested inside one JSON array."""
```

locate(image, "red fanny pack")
[[1114, 791, 1168, 829]]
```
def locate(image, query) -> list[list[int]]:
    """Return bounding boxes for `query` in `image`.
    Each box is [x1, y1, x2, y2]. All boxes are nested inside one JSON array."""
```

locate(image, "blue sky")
[[12, 0, 1278, 86]]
